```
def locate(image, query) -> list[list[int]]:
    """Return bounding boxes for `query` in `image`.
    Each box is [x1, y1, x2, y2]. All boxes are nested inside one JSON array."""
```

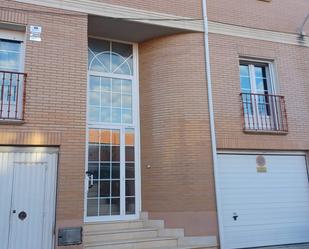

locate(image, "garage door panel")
[[225, 224, 309, 248], [223, 203, 309, 213], [223, 210, 309, 226], [225, 222, 309, 232], [219, 155, 307, 171], [223, 202, 309, 212], [221, 189, 309, 205], [217, 154, 309, 249], [221, 174, 308, 189], [226, 231, 308, 248]]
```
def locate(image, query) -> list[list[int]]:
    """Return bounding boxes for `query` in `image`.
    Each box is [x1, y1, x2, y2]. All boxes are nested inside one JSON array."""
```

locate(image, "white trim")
[[134, 43, 142, 218], [0, 29, 25, 41], [217, 150, 307, 156], [0, 146, 59, 153], [14, 0, 203, 32], [209, 21, 309, 47], [88, 71, 133, 81]]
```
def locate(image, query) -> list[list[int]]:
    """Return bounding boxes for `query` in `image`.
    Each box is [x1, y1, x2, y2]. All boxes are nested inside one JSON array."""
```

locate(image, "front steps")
[[84, 219, 217, 249]]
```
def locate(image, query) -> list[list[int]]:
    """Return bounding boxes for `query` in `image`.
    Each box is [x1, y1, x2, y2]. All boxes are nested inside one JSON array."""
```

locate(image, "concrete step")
[[84, 236, 178, 249], [84, 220, 144, 233], [156, 246, 217, 249], [84, 227, 159, 243]]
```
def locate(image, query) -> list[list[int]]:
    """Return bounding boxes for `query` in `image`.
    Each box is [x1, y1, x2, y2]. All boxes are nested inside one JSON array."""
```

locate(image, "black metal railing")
[[240, 92, 288, 132], [0, 71, 27, 120]]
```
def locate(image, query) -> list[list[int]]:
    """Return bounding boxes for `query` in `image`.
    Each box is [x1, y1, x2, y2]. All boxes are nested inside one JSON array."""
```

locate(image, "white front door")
[[217, 153, 309, 249], [0, 148, 58, 249], [86, 38, 140, 222]]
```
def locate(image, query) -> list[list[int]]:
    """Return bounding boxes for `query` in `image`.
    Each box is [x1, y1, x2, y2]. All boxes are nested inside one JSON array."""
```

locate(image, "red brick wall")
[[209, 33, 309, 151], [0, 1, 88, 249], [139, 33, 218, 236], [207, 0, 309, 34]]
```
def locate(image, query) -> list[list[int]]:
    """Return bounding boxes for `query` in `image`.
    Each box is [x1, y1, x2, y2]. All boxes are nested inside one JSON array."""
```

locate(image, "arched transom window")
[[88, 38, 133, 76]]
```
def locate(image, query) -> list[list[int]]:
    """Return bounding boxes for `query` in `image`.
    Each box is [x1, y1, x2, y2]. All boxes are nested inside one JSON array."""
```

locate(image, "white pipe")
[[201, 0, 225, 248]]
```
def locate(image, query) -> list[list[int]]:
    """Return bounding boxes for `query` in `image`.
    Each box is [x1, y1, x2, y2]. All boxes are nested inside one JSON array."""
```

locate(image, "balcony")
[[0, 71, 27, 121], [240, 92, 288, 133]]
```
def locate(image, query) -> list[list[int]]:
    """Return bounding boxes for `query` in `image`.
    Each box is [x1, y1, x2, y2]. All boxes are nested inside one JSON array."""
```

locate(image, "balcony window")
[[0, 37, 26, 120], [239, 60, 288, 132]]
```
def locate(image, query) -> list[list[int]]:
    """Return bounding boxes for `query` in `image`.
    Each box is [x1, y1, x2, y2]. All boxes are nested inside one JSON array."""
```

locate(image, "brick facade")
[[0, 0, 308, 248], [0, 1, 88, 248], [139, 33, 217, 236], [207, 0, 309, 34], [208, 21, 309, 151]]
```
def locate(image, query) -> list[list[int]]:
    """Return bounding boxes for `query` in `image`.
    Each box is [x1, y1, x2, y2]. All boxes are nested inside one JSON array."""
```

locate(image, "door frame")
[[215, 150, 309, 249], [0, 146, 58, 249], [84, 38, 141, 222]]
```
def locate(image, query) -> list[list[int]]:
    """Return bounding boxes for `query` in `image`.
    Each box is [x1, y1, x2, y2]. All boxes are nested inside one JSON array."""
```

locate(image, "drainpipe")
[[201, 0, 225, 248]]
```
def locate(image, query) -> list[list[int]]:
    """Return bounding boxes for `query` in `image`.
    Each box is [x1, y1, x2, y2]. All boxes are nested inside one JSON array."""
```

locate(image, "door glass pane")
[[87, 198, 98, 216], [99, 199, 110, 216], [87, 128, 123, 217], [111, 198, 120, 215], [240, 65, 251, 93], [88, 76, 133, 124], [126, 197, 135, 215], [125, 129, 135, 215]]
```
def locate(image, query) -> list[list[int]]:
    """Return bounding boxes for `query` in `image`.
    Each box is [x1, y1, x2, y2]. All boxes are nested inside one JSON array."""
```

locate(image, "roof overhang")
[[88, 15, 197, 43], [14, 0, 204, 42]]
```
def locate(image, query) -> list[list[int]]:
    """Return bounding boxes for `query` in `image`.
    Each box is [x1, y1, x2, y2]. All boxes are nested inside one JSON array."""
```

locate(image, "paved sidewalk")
[[255, 244, 309, 249]]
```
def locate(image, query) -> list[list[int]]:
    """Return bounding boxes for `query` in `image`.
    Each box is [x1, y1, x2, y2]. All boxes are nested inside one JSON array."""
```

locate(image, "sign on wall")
[[256, 155, 267, 173], [29, 25, 42, 41]]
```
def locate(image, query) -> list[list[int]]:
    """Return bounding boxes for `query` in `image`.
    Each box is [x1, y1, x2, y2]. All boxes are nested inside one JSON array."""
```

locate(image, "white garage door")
[[0, 147, 58, 249], [217, 153, 309, 249]]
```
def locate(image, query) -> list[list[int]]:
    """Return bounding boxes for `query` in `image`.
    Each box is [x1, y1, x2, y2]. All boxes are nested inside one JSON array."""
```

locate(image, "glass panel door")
[[86, 38, 138, 221], [86, 128, 137, 219]]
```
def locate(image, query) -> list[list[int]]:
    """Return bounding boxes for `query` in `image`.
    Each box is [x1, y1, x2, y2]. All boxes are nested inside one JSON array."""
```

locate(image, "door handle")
[[86, 171, 94, 189], [12, 210, 16, 214]]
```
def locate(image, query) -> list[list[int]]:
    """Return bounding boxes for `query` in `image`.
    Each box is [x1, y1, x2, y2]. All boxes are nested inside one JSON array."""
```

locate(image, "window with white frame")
[[86, 38, 139, 220], [239, 60, 288, 132], [0, 30, 26, 120]]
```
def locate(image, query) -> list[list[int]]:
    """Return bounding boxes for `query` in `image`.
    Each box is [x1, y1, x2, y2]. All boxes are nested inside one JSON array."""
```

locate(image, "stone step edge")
[[84, 236, 177, 247], [84, 227, 158, 236], [84, 220, 144, 226]]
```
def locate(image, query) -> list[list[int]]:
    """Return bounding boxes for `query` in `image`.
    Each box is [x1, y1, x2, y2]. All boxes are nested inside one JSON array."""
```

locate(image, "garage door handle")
[[233, 213, 238, 221]]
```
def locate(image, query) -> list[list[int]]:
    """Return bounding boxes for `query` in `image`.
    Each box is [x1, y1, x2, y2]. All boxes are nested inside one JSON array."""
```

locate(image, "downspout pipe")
[[201, 0, 225, 248]]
